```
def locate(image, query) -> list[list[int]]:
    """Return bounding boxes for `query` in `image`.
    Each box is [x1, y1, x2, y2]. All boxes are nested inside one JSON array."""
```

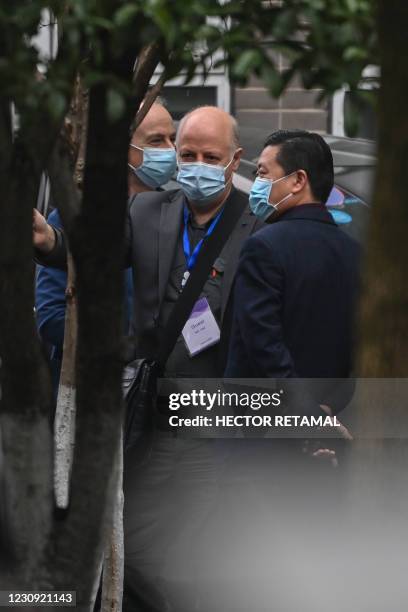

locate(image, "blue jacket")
[[225, 204, 361, 413], [35, 209, 134, 387]]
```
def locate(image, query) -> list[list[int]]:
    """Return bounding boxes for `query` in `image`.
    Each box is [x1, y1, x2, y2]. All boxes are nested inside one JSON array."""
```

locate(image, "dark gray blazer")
[[38, 186, 264, 364], [128, 187, 263, 360]]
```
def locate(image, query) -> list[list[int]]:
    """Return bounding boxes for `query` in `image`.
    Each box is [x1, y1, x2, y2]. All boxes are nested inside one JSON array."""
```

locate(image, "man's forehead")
[[137, 105, 173, 131], [178, 129, 232, 153], [142, 126, 175, 138], [258, 145, 280, 166]]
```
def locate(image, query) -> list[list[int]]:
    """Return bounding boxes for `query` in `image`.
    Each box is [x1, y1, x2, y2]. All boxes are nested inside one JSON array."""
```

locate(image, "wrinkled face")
[[256, 145, 298, 206], [177, 110, 242, 182], [128, 104, 176, 169]]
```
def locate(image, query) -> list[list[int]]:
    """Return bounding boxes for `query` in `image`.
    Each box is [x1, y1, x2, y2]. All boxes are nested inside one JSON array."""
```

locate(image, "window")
[[161, 86, 217, 120]]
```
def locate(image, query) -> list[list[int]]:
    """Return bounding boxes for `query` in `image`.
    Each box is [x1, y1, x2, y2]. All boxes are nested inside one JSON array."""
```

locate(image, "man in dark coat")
[[215, 132, 361, 612], [225, 129, 360, 418]]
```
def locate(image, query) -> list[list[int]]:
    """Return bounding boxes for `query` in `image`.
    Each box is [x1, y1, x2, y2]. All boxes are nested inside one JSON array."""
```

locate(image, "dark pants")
[[123, 433, 218, 611]]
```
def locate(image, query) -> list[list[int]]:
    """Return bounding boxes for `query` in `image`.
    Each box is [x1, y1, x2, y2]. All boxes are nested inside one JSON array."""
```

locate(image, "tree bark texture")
[[41, 38, 159, 609], [351, 1, 408, 493], [0, 20, 79, 585], [101, 438, 124, 612], [0, 135, 54, 587], [51, 77, 87, 510], [54, 254, 78, 509], [356, 0, 408, 400]]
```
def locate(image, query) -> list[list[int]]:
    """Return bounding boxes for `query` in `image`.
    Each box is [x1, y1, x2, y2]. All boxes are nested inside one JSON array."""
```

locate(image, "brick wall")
[[234, 58, 329, 140]]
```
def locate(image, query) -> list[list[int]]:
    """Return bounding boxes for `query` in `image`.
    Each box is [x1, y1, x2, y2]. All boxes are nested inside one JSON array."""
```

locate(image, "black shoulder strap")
[[157, 192, 247, 367]]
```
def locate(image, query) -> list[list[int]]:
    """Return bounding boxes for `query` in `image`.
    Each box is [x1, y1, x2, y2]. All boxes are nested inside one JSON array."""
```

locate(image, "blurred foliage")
[[0, 0, 378, 126]]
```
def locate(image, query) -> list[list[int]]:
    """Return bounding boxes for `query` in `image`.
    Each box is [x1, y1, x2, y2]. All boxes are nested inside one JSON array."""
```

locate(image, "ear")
[[128, 144, 143, 168], [231, 147, 243, 172], [291, 169, 308, 194]]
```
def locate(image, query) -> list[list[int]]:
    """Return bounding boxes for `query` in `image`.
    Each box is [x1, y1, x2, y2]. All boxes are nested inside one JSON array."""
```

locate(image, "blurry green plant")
[[0, 0, 378, 131]]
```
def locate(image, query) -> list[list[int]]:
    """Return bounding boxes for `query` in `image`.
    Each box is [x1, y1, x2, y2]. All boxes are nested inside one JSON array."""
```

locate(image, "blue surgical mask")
[[249, 173, 295, 221], [128, 145, 177, 189], [177, 157, 234, 206]]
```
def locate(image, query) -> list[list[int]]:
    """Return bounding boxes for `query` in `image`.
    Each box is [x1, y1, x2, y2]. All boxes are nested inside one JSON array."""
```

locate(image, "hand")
[[302, 440, 339, 468], [33, 209, 55, 252], [302, 406, 353, 468]]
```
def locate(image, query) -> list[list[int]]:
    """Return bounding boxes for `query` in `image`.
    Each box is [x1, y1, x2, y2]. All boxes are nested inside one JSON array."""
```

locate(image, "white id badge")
[[182, 297, 221, 357]]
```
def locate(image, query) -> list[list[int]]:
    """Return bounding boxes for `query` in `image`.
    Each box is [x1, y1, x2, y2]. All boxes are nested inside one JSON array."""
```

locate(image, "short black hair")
[[263, 129, 334, 203]]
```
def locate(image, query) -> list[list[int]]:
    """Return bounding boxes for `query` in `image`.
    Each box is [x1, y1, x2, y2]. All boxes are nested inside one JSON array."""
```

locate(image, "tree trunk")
[[52, 77, 87, 510], [358, 5, 408, 376], [352, 1, 408, 493], [101, 439, 124, 612], [40, 85, 129, 609], [0, 23, 78, 585], [54, 253, 78, 509], [40, 39, 159, 608], [0, 140, 54, 587]]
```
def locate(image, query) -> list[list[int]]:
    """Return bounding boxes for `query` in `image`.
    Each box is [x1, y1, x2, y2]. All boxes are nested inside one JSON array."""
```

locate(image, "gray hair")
[[176, 106, 240, 153]]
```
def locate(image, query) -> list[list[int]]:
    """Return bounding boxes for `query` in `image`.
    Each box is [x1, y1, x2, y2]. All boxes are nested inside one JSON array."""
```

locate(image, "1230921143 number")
[[1, 591, 76, 607]]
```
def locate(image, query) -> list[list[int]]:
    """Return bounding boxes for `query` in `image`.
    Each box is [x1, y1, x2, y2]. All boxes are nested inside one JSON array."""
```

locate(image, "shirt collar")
[[184, 199, 224, 230]]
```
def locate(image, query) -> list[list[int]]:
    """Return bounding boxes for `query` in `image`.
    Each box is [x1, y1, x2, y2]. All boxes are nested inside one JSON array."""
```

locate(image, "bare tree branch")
[[132, 42, 160, 85], [133, 68, 169, 130], [129, 42, 162, 130]]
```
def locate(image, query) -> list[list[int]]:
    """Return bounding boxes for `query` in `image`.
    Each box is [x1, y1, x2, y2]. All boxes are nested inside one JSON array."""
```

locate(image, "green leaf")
[[89, 16, 113, 31], [343, 46, 368, 62], [232, 49, 261, 79], [261, 65, 284, 98], [114, 4, 140, 28]]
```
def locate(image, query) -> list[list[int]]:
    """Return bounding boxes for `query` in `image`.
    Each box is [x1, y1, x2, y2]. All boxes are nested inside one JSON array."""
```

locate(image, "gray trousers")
[[123, 433, 219, 609]]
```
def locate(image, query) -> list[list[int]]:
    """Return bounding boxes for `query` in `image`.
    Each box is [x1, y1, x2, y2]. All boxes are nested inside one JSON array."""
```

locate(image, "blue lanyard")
[[182, 205, 223, 272]]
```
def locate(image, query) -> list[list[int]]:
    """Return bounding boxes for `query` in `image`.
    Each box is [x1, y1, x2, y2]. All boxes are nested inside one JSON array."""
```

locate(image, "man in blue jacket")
[[225, 129, 361, 418], [36, 100, 176, 397]]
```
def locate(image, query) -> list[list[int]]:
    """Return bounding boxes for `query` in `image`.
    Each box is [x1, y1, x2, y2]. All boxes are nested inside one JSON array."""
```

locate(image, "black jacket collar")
[[272, 203, 336, 226]]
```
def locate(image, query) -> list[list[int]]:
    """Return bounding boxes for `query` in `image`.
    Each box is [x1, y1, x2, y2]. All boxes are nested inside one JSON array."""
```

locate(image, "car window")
[[326, 185, 370, 243]]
